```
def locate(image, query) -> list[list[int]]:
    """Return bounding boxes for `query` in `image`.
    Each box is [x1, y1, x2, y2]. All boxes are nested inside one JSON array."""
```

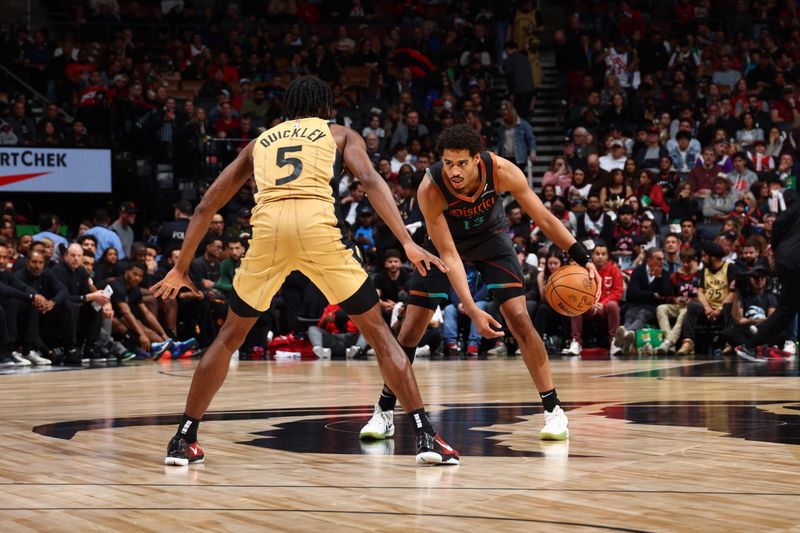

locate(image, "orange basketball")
[[544, 264, 598, 317]]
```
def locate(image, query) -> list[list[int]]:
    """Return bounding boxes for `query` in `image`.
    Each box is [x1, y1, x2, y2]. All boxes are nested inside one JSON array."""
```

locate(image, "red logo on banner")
[[0, 172, 51, 187]]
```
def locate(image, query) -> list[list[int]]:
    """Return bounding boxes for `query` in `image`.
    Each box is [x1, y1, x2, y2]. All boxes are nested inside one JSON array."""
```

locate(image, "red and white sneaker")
[[416, 433, 460, 465], [164, 435, 205, 466]]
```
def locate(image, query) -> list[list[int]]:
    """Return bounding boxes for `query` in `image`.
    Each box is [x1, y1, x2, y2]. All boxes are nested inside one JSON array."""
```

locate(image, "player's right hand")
[[404, 242, 449, 277], [150, 268, 203, 301], [469, 308, 504, 339]]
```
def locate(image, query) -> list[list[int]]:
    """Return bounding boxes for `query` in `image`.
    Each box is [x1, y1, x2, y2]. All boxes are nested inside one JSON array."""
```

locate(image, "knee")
[[606, 301, 619, 313], [507, 308, 533, 334]]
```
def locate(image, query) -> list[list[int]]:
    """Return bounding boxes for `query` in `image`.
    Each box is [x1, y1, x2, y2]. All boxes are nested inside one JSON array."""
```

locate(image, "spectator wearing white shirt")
[[599, 139, 628, 172]]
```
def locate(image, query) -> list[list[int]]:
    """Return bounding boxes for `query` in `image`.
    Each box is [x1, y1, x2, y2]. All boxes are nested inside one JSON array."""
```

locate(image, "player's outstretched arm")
[[151, 141, 255, 300], [418, 178, 502, 338], [495, 155, 601, 300], [339, 126, 447, 276]]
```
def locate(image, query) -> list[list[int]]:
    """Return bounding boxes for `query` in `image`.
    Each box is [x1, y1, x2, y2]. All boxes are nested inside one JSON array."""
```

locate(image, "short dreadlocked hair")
[[284, 76, 333, 120], [435, 124, 484, 156]]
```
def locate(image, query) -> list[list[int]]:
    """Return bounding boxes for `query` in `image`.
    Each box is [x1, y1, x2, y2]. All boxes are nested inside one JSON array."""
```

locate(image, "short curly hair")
[[436, 124, 483, 156]]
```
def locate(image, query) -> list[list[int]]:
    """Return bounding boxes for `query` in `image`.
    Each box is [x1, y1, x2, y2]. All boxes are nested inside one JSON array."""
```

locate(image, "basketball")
[[544, 264, 598, 317]]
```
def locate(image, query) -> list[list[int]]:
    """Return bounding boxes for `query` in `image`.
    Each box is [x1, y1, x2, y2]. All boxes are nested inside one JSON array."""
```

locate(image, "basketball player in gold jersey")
[[152, 76, 460, 466]]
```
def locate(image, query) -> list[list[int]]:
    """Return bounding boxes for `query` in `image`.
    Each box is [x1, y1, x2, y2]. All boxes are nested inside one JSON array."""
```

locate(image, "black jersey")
[[427, 151, 507, 257]]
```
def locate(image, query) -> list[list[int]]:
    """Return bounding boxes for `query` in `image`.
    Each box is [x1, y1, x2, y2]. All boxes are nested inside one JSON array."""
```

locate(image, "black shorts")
[[407, 233, 525, 310]]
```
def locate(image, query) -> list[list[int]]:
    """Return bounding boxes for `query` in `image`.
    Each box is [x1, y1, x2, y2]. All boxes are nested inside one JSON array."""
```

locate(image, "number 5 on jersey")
[[276, 145, 303, 185]]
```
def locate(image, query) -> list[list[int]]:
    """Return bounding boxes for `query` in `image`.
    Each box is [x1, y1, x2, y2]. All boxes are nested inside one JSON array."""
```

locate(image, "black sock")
[[539, 388, 561, 413], [378, 387, 397, 411], [377, 345, 417, 412], [407, 407, 434, 436], [176, 413, 200, 443]]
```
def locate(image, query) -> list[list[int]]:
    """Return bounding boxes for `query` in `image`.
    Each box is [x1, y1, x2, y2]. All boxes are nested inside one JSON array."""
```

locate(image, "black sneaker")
[[63, 347, 86, 366], [0, 355, 16, 367], [415, 432, 460, 465], [164, 434, 205, 466], [735, 345, 766, 363]]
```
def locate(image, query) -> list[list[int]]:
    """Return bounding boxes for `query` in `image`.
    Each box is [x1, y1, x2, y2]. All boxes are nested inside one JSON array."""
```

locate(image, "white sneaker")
[[655, 340, 672, 355], [359, 404, 395, 440], [750, 325, 759, 336], [23, 350, 51, 365], [487, 342, 507, 357], [345, 345, 362, 359], [540, 405, 569, 440], [312, 346, 331, 359], [266, 330, 274, 345], [414, 345, 431, 358], [610, 343, 623, 356], [10, 351, 31, 366], [514, 347, 522, 355], [784, 340, 797, 357], [561, 339, 581, 356]]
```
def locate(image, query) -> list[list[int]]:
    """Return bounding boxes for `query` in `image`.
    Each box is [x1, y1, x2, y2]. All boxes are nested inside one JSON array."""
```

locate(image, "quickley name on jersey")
[[426, 151, 507, 247], [252, 117, 341, 207]]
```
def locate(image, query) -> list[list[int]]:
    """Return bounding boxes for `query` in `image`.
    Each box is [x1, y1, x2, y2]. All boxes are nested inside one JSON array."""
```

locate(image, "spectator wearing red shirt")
[[213, 102, 240, 136], [308, 304, 367, 359], [636, 170, 669, 214], [208, 52, 239, 84], [563, 243, 624, 355], [689, 146, 723, 198]]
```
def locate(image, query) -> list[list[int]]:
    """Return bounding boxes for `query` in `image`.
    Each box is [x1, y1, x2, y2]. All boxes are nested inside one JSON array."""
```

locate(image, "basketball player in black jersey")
[[360, 125, 601, 441]]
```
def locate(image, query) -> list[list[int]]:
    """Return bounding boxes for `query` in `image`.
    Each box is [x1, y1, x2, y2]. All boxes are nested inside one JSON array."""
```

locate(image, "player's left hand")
[[404, 242, 449, 277], [585, 262, 602, 303]]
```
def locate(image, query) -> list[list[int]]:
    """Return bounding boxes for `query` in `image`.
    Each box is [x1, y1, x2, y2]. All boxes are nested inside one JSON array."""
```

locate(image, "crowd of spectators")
[[0, 1, 798, 364]]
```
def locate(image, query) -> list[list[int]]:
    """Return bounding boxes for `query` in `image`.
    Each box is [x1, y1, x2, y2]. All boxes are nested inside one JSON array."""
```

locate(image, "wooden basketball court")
[[2, 356, 800, 531]]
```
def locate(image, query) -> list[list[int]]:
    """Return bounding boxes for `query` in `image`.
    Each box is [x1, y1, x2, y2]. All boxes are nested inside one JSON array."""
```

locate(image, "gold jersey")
[[704, 262, 730, 310], [252, 117, 341, 206]]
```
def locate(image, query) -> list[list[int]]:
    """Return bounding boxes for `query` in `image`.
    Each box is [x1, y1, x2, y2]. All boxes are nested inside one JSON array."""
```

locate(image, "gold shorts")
[[232, 199, 369, 313]]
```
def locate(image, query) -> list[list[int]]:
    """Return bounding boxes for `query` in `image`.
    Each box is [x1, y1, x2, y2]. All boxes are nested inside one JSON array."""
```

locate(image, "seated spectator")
[[187, 235, 226, 347], [53, 243, 112, 363], [676, 243, 733, 355], [599, 139, 628, 172], [712, 55, 742, 92], [599, 169, 633, 212], [614, 247, 670, 355], [634, 127, 668, 172], [96, 247, 121, 287], [541, 156, 572, 195], [662, 233, 683, 274], [585, 153, 610, 188], [689, 146, 722, 198], [668, 131, 700, 180], [534, 251, 571, 354], [390, 110, 428, 151], [576, 194, 615, 245], [736, 113, 765, 152], [0, 243, 44, 366], [702, 176, 737, 233], [353, 205, 377, 263], [611, 204, 640, 270], [110, 262, 172, 356], [567, 167, 592, 208], [308, 304, 368, 359], [563, 243, 623, 355], [727, 151, 758, 198], [721, 265, 776, 350], [655, 247, 701, 354], [444, 262, 489, 358], [748, 140, 775, 178], [213, 237, 245, 298], [373, 249, 410, 320], [15, 251, 68, 363], [390, 144, 414, 174], [636, 170, 669, 216]]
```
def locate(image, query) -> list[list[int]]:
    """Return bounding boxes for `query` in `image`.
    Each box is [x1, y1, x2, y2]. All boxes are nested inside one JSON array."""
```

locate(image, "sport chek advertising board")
[[0, 147, 112, 193]]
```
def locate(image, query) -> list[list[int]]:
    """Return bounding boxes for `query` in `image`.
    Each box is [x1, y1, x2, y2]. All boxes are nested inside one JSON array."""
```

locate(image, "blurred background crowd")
[[0, 0, 796, 365]]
